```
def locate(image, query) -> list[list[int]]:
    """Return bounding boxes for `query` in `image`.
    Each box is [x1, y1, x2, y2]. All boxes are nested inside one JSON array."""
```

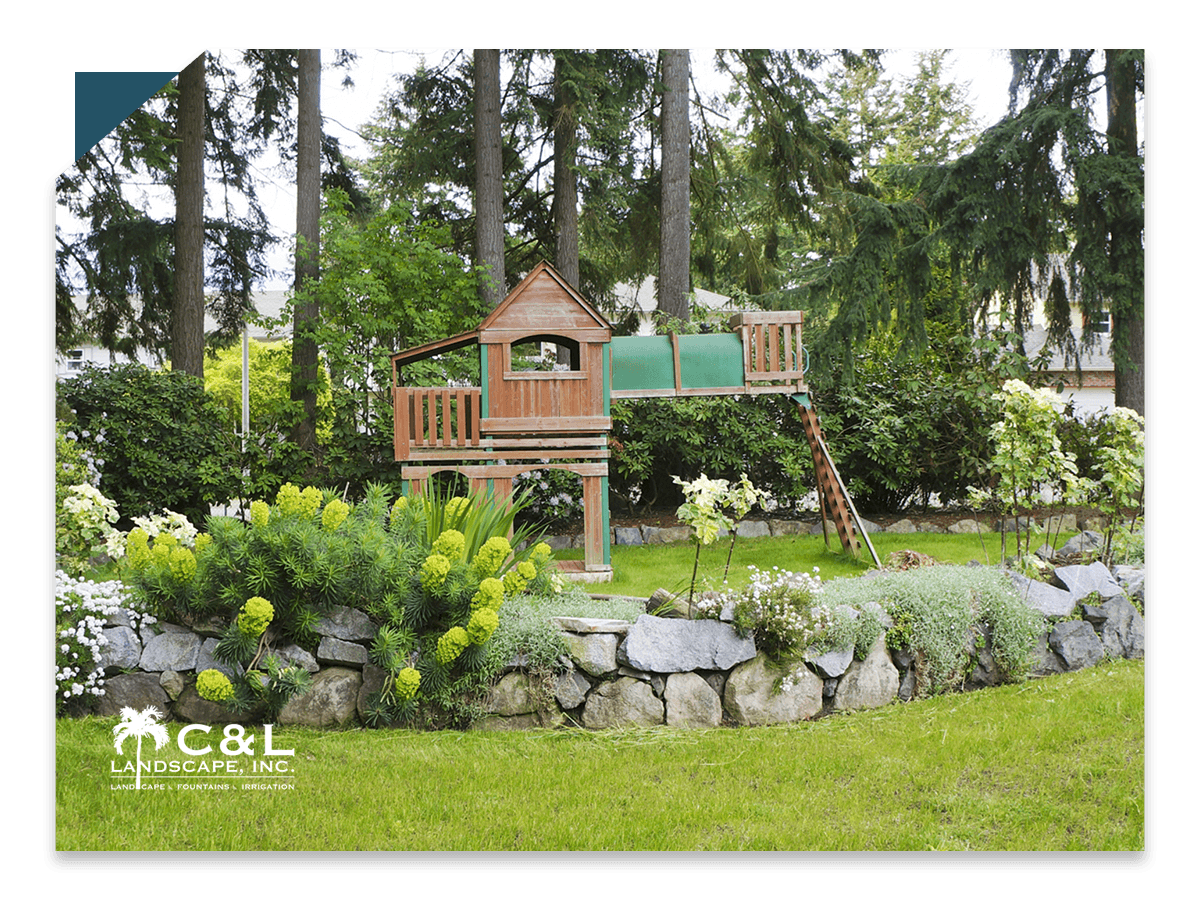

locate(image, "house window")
[[1084, 312, 1112, 335], [67, 349, 84, 370]]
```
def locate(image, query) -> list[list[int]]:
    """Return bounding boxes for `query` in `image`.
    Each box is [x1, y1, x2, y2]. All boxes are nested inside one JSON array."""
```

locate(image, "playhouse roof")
[[391, 261, 611, 366]]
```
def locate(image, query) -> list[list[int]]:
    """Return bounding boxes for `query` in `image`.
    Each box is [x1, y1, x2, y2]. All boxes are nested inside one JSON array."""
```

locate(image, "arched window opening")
[[508, 334, 581, 373]]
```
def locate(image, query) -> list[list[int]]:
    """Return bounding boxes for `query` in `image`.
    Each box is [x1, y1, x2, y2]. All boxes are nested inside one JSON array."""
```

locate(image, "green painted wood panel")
[[678, 333, 744, 389], [610, 334, 745, 393]]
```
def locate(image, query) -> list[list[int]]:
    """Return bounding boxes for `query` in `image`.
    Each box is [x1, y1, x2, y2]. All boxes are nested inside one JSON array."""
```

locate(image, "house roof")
[[1024, 325, 1113, 373]]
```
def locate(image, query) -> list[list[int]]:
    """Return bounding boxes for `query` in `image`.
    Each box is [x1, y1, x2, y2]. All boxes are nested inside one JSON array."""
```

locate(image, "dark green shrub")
[[57, 363, 241, 526], [806, 328, 1023, 512], [609, 394, 812, 513]]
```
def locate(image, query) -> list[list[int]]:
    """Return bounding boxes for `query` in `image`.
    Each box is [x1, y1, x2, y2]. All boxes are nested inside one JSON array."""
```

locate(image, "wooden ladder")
[[792, 398, 881, 567]]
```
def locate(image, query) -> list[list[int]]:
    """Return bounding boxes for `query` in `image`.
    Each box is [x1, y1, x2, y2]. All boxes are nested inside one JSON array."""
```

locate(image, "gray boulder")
[[1047, 620, 1105, 671], [172, 685, 246, 724], [317, 636, 370, 669], [664, 672, 722, 729], [949, 518, 991, 534], [1112, 566, 1146, 606], [1007, 571, 1077, 619], [723, 654, 823, 726], [619, 615, 756, 673], [886, 519, 917, 534], [93, 673, 170, 718], [274, 643, 320, 674], [832, 636, 899, 711], [559, 631, 620, 677], [357, 664, 387, 721], [98, 625, 142, 673], [736, 520, 771, 539], [613, 526, 644, 546], [555, 668, 592, 710], [139, 631, 201, 672], [1059, 531, 1105, 556], [1081, 595, 1145, 660], [158, 670, 186, 701], [769, 519, 809, 536], [277, 666, 362, 728], [644, 525, 691, 544], [195, 637, 242, 679], [550, 616, 631, 635], [1054, 561, 1126, 602], [582, 677, 663, 728], [314, 605, 376, 643], [486, 671, 537, 716], [804, 642, 854, 679]]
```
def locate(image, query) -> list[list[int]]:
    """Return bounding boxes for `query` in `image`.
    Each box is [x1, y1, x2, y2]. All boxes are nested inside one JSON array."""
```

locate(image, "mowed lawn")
[[56, 659, 1143, 851]]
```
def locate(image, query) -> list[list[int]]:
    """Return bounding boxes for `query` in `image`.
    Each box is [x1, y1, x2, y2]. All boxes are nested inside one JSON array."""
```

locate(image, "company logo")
[[110, 705, 296, 792]]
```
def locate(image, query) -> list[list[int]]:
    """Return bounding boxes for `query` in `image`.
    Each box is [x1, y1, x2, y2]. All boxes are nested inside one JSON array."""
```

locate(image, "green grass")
[[56, 658, 1143, 851], [560, 529, 1033, 598]]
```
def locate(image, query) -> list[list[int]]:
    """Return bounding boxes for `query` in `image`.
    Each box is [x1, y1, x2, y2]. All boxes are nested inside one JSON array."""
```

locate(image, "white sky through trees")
[[58, 49, 1022, 292]]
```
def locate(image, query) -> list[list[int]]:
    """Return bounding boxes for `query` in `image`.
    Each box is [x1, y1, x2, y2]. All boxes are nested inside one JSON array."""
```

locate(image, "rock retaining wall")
[[88, 558, 1145, 732], [548, 512, 1110, 549]]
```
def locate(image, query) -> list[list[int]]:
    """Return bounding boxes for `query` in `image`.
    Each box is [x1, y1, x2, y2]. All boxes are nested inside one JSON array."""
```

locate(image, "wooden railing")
[[394, 387, 482, 460], [729, 311, 805, 387]]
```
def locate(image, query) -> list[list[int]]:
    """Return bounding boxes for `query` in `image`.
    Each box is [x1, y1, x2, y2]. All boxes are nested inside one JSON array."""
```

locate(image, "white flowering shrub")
[[56, 483, 120, 577], [54, 571, 156, 716], [513, 468, 584, 526]]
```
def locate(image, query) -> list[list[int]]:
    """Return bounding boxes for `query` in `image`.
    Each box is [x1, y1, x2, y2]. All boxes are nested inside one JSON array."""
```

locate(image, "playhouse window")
[[508, 335, 582, 373]]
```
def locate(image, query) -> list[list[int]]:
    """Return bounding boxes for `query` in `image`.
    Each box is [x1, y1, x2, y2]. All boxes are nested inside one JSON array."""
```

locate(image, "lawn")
[[560, 528, 1031, 598], [55, 658, 1143, 851]]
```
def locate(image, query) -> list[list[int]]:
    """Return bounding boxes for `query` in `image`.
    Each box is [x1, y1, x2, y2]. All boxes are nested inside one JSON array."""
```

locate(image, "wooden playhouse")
[[391, 261, 877, 581]]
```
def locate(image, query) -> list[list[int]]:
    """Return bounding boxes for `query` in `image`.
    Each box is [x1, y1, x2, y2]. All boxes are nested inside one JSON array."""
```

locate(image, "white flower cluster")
[[54, 571, 156, 708], [131, 509, 199, 547], [62, 483, 118, 527], [722, 565, 831, 658], [62, 421, 107, 483]]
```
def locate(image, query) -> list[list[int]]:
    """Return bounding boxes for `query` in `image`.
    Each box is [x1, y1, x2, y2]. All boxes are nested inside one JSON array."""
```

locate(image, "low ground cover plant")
[[55, 571, 155, 717], [820, 564, 1044, 697]]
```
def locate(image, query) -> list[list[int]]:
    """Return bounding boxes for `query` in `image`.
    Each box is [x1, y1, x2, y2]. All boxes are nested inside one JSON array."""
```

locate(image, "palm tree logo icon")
[[113, 706, 169, 790]]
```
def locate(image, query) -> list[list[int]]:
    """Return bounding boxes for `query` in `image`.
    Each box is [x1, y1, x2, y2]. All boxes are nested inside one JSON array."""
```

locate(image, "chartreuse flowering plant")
[[361, 485, 556, 728]]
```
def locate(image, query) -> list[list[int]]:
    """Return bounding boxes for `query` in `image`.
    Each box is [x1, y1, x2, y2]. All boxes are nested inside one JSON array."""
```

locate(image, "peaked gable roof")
[[479, 261, 611, 337]]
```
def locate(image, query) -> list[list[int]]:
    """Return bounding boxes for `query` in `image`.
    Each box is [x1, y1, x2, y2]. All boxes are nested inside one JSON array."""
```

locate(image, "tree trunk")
[[553, 53, 581, 366], [1105, 49, 1144, 417], [474, 49, 506, 305], [291, 48, 322, 453], [658, 49, 691, 324], [171, 53, 206, 378], [553, 53, 580, 290]]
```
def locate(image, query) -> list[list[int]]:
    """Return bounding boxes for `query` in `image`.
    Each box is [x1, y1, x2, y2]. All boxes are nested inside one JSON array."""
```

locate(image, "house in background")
[[979, 255, 1119, 417], [611, 275, 739, 335], [55, 290, 292, 380]]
